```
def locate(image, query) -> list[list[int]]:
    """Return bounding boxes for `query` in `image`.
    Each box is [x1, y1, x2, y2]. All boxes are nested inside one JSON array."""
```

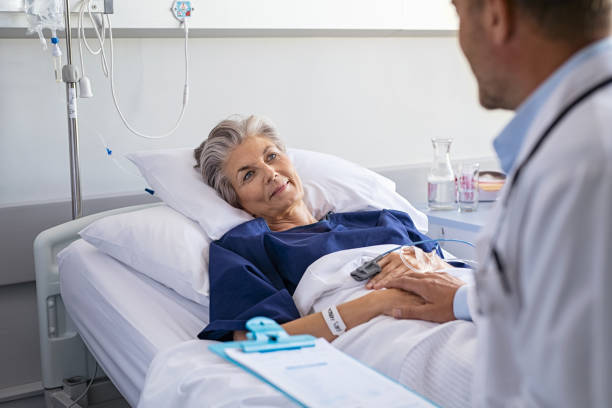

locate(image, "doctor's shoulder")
[[529, 100, 611, 180]]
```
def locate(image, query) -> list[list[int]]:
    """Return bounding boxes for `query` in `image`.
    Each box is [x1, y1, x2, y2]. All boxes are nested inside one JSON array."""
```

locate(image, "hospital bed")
[[35, 144, 482, 407], [35, 203, 478, 408], [34, 203, 202, 407]]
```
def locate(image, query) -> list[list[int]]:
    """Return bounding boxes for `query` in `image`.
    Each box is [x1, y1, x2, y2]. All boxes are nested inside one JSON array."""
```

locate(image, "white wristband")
[[322, 305, 347, 336]]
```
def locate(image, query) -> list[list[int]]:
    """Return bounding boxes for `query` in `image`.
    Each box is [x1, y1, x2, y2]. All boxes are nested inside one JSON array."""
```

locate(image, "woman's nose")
[[263, 164, 277, 183]]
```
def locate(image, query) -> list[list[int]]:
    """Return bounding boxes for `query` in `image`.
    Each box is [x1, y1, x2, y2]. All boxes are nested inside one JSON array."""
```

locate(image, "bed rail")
[[33, 203, 162, 390]]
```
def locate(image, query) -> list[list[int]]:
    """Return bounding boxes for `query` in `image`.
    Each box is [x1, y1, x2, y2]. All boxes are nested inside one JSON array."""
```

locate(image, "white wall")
[[0, 35, 512, 207], [0, 0, 458, 31]]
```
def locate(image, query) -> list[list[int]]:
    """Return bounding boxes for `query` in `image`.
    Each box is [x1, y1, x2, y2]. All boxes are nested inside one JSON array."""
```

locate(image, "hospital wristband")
[[322, 305, 347, 336]]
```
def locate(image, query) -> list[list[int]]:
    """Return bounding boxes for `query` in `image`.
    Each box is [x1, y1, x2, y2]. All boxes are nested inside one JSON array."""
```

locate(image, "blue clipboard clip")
[[241, 317, 315, 353], [209, 317, 315, 356]]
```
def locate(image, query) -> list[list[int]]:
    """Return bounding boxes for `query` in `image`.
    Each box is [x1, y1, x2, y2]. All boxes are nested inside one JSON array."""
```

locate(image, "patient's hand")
[[366, 247, 451, 290], [233, 330, 247, 341]]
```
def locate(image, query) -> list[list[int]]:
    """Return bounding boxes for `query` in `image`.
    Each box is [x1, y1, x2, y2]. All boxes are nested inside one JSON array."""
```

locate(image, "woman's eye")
[[243, 170, 254, 182], [266, 153, 277, 162]]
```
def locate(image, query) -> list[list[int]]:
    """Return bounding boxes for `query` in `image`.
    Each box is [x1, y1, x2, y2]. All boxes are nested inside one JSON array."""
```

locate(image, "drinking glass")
[[457, 162, 479, 212]]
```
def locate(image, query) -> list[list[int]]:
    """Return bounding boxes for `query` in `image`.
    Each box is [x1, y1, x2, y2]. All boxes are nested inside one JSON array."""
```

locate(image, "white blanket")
[[138, 245, 476, 408]]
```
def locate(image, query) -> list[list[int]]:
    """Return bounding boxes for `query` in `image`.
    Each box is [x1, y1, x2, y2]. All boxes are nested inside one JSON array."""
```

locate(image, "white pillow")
[[126, 147, 427, 240], [79, 205, 212, 304]]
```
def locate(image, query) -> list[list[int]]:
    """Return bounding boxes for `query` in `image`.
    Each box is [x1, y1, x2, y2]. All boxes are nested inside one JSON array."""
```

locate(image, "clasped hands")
[[366, 246, 465, 323]]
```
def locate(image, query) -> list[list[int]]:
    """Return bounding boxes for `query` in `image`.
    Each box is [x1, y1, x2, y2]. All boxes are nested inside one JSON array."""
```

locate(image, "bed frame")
[[33, 203, 162, 407]]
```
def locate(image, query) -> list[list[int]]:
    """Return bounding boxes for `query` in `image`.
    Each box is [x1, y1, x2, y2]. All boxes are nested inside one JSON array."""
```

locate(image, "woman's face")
[[223, 136, 305, 220]]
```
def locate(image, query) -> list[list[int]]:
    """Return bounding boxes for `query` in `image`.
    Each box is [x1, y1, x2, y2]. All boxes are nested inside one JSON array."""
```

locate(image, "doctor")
[[370, 0, 612, 406]]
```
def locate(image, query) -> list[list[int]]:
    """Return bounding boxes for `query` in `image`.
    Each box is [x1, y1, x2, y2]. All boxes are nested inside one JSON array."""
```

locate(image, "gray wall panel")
[[0, 282, 40, 390], [0, 194, 158, 287], [0, 395, 44, 408]]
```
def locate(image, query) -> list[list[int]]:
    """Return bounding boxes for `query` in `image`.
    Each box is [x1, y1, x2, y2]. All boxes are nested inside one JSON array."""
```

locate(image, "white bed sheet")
[[139, 245, 477, 408], [58, 239, 210, 407]]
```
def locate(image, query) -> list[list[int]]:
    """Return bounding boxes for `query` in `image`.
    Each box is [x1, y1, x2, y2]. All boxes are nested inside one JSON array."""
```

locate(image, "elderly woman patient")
[[195, 115, 463, 342]]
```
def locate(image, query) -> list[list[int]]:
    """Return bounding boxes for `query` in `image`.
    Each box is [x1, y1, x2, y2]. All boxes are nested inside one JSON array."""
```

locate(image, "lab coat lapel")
[[472, 45, 612, 407]]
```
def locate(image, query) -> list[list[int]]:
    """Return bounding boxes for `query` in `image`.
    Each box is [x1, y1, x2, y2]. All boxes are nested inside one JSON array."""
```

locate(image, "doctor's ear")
[[481, 0, 515, 45]]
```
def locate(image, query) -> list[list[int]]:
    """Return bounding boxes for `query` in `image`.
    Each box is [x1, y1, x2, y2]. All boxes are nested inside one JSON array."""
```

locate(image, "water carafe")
[[427, 138, 456, 210]]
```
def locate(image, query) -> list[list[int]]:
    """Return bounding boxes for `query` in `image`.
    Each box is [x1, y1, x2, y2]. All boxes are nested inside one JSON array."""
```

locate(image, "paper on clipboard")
[[225, 338, 437, 408]]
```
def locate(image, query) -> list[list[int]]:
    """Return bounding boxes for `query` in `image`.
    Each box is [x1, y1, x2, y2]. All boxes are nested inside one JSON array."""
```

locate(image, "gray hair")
[[194, 115, 286, 209]]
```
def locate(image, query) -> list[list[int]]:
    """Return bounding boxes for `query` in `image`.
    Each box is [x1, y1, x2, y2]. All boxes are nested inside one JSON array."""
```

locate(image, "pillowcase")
[[126, 148, 252, 240], [79, 204, 212, 304], [126, 147, 427, 240], [287, 149, 423, 224]]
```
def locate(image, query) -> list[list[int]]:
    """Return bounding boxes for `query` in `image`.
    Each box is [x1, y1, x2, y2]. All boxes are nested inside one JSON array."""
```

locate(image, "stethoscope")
[[482, 75, 612, 297]]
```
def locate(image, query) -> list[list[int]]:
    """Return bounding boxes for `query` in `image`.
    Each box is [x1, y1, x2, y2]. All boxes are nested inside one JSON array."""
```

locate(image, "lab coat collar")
[[493, 36, 612, 174], [513, 37, 612, 178]]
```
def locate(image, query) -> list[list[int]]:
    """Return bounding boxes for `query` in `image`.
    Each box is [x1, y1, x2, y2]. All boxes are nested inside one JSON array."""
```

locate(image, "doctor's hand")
[[379, 271, 464, 323], [377, 288, 428, 319]]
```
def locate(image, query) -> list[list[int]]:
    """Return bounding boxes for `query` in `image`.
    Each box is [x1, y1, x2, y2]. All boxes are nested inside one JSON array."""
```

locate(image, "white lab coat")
[[471, 47, 612, 407]]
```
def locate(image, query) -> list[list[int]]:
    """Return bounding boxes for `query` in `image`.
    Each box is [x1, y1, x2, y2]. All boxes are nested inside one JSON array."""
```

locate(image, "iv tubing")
[[77, 0, 190, 139], [374, 238, 475, 261], [78, 0, 108, 78], [106, 15, 190, 139]]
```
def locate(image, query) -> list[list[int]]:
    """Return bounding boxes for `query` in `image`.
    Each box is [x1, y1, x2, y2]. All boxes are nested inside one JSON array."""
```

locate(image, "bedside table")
[[415, 202, 497, 260]]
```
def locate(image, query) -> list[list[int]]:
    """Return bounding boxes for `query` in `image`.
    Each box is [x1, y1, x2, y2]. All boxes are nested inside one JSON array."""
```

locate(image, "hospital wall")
[[0, 35, 511, 207], [0, 35, 512, 405]]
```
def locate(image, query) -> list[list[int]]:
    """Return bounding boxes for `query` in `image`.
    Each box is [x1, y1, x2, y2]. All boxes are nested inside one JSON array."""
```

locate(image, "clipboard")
[[209, 317, 439, 408]]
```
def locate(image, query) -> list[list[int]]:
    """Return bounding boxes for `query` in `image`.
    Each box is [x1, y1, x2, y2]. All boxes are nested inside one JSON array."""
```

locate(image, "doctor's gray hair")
[[194, 115, 286, 209]]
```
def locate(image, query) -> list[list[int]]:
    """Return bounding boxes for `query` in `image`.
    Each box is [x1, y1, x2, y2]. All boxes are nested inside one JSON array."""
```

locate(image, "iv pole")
[[62, 0, 83, 220]]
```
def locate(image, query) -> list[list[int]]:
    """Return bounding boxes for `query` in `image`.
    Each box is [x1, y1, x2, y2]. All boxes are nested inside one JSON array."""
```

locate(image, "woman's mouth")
[[270, 180, 289, 199]]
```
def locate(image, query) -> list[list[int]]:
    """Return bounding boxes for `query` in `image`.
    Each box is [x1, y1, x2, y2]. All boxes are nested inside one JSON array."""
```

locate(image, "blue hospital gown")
[[197, 209, 439, 341]]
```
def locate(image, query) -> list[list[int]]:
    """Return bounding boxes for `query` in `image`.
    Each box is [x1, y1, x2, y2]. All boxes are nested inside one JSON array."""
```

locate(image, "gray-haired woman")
[[194, 115, 462, 343]]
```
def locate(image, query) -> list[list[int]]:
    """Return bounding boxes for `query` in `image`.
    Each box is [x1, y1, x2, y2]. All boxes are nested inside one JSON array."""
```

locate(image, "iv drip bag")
[[25, 0, 65, 48]]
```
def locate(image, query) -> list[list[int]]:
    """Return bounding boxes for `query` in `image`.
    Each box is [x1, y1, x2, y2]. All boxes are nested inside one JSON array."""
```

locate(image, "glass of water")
[[457, 162, 480, 212]]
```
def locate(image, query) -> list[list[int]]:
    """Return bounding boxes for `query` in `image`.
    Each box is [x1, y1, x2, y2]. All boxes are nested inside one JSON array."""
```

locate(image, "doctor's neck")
[[505, 29, 611, 110]]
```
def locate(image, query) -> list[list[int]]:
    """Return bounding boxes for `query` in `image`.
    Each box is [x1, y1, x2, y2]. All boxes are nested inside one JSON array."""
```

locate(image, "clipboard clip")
[[241, 317, 316, 353]]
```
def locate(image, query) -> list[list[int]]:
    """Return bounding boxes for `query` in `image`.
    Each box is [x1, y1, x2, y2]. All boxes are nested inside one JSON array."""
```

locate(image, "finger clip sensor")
[[350, 258, 382, 281]]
